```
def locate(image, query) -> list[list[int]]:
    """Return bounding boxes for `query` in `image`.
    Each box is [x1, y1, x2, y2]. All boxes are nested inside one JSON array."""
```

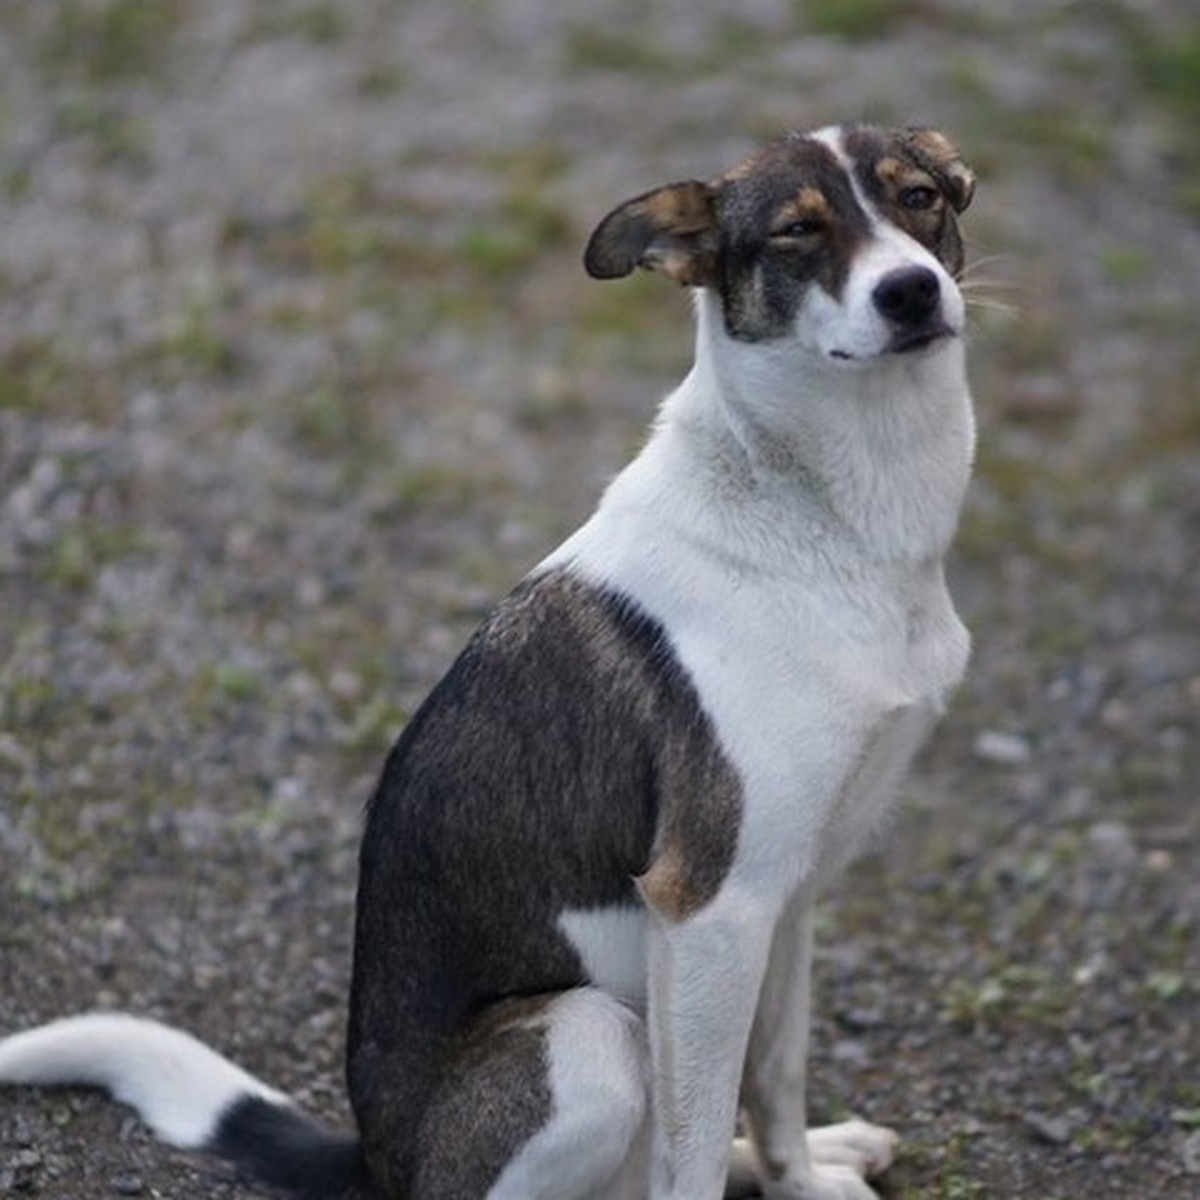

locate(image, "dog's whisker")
[[958, 278, 1020, 292], [965, 296, 1021, 316], [960, 252, 1015, 278]]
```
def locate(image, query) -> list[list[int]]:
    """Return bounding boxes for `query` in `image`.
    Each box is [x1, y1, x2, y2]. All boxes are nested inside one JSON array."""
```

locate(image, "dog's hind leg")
[[406, 987, 647, 1200]]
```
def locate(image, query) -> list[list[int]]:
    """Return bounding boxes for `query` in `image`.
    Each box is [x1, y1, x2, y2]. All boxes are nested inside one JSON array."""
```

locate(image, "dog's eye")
[[771, 219, 824, 240], [899, 185, 940, 212]]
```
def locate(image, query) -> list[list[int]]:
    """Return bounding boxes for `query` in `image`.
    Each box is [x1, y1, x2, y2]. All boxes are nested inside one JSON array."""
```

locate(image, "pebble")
[[972, 729, 1032, 766], [1024, 1111, 1073, 1146], [838, 1006, 885, 1032], [1183, 1131, 1200, 1176], [830, 1038, 869, 1066], [110, 1176, 145, 1196], [1086, 821, 1137, 864]]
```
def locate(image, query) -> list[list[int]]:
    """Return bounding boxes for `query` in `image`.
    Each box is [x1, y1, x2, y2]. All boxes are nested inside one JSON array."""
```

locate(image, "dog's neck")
[[654, 290, 975, 566]]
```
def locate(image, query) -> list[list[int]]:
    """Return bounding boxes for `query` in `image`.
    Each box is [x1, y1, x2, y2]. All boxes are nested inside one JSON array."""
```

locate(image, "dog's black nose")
[[872, 266, 941, 326]]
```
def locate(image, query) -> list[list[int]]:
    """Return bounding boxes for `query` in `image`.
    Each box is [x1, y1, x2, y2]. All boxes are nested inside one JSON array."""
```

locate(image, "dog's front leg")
[[740, 886, 897, 1200], [644, 895, 775, 1200]]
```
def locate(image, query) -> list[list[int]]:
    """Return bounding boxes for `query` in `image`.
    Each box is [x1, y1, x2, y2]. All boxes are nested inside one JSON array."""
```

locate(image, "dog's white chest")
[[668, 567, 966, 883], [815, 692, 941, 875]]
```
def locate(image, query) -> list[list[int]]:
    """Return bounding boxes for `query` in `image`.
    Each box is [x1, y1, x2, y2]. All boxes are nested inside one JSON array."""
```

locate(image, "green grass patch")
[[455, 150, 575, 282], [288, 385, 387, 467], [562, 25, 688, 76], [147, 295, 241, 381], [1097, 243, 1150, 285], [333, 693, 408, 754], [39, 520, 148, 591], [221, 177, 456, 285], [41, 0, 184, 83], [456, 192, 572, 281], [798, 0, 900, 41], [241, 4, 349, 46], [52, 98, 150, 169], [1004, 106, 1113, 185], [1, 674, 63, 736], [0, 338, 66, 414], [574, 270, 693, 374], [211, 662, 262, 704], [381, 462, 511, 519], [1132, 21, 1200, 214], [356, 62, 408, 98], [187, 660, 264, 718], [0, 337, 122, 421], [1136, 23, 1200, 122]]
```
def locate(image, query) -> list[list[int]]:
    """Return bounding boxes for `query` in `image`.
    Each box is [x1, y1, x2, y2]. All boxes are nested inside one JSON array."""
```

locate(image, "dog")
[[0, 121, 977, 1200]]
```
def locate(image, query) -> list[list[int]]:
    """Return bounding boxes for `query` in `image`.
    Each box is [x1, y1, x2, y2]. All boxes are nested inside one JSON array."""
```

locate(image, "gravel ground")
[[1, 2, 1198, 1197]]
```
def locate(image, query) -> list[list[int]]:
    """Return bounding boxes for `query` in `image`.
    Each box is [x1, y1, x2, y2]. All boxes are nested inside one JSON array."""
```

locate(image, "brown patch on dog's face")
[[843, 125, 975, 278], [904, 127, 976, 212], [772, 185, 833, 231], [706, 135, 873, 341]]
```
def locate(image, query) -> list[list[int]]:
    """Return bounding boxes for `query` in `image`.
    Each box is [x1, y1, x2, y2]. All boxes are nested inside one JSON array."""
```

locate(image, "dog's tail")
[[0, 1013, 364, 1198]]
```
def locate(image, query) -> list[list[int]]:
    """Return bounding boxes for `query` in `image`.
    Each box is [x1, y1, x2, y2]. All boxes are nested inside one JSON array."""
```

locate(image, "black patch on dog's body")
[[410, 995, 555, 1198], [347, 568, 741, 1194], [210, 1096, 365, 1199]]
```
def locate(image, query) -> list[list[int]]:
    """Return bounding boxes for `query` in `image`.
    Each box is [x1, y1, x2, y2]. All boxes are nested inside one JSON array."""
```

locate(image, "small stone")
[[830, 1038, 869, 1066], [1073, 954, 1106, 986], [1182, 1131, 1200, 1176], [1087, 821, 1136, 864], [972, 729, 1032, 765], [110, 1175, 145, 1196], [297, 575, 326, 607], [1145, 848, 1173, 872], [838, 1006, 885, 1032], [1024, 1111, 1072, 1146], [329, 668, 363, 701]]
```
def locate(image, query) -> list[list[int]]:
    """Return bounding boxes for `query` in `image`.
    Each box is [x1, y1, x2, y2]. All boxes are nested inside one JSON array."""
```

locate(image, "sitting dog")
[[0, 122, 977, 1200]]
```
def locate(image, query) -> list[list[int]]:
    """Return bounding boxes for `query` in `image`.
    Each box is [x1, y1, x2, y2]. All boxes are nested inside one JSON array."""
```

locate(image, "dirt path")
[[1, 2, 1198, 1196]]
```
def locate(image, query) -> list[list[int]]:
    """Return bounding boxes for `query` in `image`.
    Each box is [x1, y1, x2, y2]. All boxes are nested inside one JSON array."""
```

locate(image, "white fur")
[[558, 906, 648, 1008], [487, 989, 647, 1200], [0, 1014, 287, 1147]]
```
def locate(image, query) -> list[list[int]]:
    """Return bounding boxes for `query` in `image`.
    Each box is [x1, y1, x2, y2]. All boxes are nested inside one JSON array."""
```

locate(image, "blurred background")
[[0, 1, 1197, 1196]]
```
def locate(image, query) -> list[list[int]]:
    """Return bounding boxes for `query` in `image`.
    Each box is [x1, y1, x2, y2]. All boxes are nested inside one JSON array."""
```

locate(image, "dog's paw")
[[754, 1121, 898, 1200], [760, 1162, 883, 1200], [806, 1119, 898, 1178]]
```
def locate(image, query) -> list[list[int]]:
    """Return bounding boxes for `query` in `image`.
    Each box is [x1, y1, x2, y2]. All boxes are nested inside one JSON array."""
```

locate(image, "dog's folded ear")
[[584, 181, 718, 286], [903, 128, 976, 214]]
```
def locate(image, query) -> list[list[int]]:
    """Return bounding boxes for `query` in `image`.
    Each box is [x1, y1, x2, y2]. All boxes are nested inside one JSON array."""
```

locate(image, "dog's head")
[[585, 124, 975, 364]]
